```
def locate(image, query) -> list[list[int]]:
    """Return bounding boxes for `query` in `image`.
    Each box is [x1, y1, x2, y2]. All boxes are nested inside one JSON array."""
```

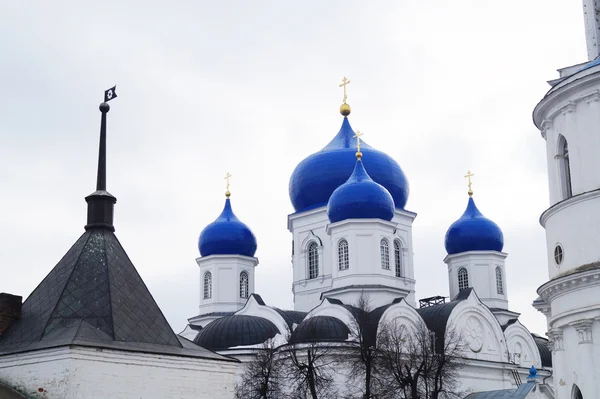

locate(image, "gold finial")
[[339, 76, 351, 116], [353, 130, 364, 160], [464, 170, 474, 197], [225, 172, 232, 198]]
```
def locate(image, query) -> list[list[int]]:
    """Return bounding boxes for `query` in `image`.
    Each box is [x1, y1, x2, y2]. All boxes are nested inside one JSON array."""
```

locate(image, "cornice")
[[533, 70, 600, 129], [537, 267, 600, 303], [539, 188, 600, 227]]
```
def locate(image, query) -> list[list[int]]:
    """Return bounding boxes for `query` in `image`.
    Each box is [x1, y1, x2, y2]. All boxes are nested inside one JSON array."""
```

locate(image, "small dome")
[[289, 117, 409, 212], [444, 197, 504, 255], [289, 316, 350, 344], [327, 158, 395, 223], [198, 198, 257, 257], [193, 315, 279, 351]]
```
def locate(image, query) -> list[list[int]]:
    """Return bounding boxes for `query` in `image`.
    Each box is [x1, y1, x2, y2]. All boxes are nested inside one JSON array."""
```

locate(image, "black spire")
[[85, 102, 117, 231]]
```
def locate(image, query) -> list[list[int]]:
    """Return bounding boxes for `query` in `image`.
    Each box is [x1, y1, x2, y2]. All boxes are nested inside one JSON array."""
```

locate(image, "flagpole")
[[97, 103, 109, 191]]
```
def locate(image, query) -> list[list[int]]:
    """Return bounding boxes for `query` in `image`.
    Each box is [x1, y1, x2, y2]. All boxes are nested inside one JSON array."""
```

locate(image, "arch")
[[338, 239, 349, 270], [240, 271, 249, 299], [446, 293, 508, 362], [380, 238, 390, 270], [203, 271, 212, 299], [572, 384, 583, 399], [394, 239, 403, 277], [504, 321, 542, 367], [495, 267, 504, 295], [308, 241, 319, 279], [458, 267, 469, 291], [557, 135, 572, 199]]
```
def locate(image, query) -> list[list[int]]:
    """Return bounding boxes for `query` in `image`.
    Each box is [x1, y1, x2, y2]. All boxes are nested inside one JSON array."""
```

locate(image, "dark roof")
[[194, 315, 279, 351], [289, 316, 350, 344], [501, 318, 519, 331], [416, 288, 472, 353], [532, 334, 552, 367], [464, 381, 536, 398], [0, 230, 230, 361], [0, 382, 26, 398], [273, 308, 307, 328]]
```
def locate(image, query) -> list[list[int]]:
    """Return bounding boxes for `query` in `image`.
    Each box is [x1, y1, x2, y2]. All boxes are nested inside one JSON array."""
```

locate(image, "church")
[[179, 3, 600, 398], [1, 2, 600, 399]]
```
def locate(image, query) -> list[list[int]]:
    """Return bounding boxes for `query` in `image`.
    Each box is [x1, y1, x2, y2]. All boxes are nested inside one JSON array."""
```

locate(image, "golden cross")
[[464, 170, 474, 196], [339, 77, 351, 104], [353, 130, 364, 154], [225, 172, 232, 197]]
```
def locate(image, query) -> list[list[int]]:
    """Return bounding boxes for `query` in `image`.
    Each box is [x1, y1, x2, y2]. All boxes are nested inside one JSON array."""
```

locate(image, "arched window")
[[572, 384, 583, 399], [558, 135, 572, 199], [458, 268, 469, 291], [240, 271, 249, 299], [203, 271, 212, 299], [495, 267, 504, 295], [308, 242, 319, 279], [394, 240, 403, 277], [338, 239, 349, 270], [380, 239, 390, 270]]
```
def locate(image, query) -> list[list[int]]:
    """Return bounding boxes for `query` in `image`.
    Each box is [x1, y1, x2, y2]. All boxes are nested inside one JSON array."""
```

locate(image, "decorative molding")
[[562, 101, 576, 114], [537, 267, 600, 303], [539, 188, 600, 227], [570, 319, 594, 344], [583, 89, 600, 104], [540, 119, 553, 139], [548, 328, 564, 351]]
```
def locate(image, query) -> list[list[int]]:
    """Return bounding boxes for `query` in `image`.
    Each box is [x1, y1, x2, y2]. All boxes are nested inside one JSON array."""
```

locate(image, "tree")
[[235, 338, 281, 399], [280, 339, 338, 399], [376, 320, 466, 399], [344, 293, 383, 398]]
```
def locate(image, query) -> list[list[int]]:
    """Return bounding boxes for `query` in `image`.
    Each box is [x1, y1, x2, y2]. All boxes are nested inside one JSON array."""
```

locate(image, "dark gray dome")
[[193, 315, 279, 351], [289, 316, 349, 344]]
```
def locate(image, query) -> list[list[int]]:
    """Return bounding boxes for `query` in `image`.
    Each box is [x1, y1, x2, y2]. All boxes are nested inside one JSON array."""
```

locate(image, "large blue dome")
[[198, 198, 257, 257], [289, 117, 409, 212], [444, 197, 504, 255], [327, 158, 395, 223]]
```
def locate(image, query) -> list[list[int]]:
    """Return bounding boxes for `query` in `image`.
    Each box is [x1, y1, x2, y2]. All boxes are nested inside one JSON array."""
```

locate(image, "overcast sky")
[[0, 1, 587, 337]]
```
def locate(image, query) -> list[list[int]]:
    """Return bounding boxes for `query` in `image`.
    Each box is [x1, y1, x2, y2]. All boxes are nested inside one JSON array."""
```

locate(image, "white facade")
[[444, 251, 509, 311], [531, 18, 600, 397], [288, 206, 416, 311], [0, 346, 238, 399], [195, 254, 258, 325]]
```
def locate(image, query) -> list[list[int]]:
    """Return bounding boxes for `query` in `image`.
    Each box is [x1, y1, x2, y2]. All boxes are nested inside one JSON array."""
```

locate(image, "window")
[[458, 268, 469, 291], [496, 267, 504, 295], [203, 271, 212, 299], [308, 242, 319, 279], [394, 240, 403, 277], [554, 244, 564, 265], [338, 239, 349, 270], [380, 239, 390, 270], [240, 271, 249, 299], [558, 135, 572, 199]]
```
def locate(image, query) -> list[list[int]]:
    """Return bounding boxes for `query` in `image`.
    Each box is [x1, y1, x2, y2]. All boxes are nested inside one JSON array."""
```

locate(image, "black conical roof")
[[0, 229, 230, 360]]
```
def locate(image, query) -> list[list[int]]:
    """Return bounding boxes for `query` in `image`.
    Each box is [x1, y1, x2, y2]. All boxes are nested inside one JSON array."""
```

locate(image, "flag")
[[104, 86, 117, 102]]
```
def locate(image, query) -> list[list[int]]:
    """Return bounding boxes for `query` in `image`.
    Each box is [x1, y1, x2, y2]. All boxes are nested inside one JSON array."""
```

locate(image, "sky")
[[0, 1, 587, 337]]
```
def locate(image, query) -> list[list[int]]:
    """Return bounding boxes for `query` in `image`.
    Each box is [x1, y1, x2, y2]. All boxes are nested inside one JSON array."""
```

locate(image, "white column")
[[572, 319, 595, 398], [583, 0, 600, 60], [548, 328, 565, 397]]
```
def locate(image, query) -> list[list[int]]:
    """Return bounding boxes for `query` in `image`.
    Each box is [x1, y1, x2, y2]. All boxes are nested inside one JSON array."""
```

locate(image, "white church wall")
[[0, 346, 238, 399]]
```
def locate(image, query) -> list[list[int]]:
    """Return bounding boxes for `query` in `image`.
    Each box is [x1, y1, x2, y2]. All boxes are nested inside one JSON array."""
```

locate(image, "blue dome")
[[289, 117, 409, 212], [444, 197, 504, 255], [327, 158, 395, 223], [198, 198, 257, 257]]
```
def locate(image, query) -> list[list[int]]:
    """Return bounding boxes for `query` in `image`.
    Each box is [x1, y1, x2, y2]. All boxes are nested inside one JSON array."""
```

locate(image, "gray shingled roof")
[[0, 229, 234, 362], [464, 381, 536, 398]]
